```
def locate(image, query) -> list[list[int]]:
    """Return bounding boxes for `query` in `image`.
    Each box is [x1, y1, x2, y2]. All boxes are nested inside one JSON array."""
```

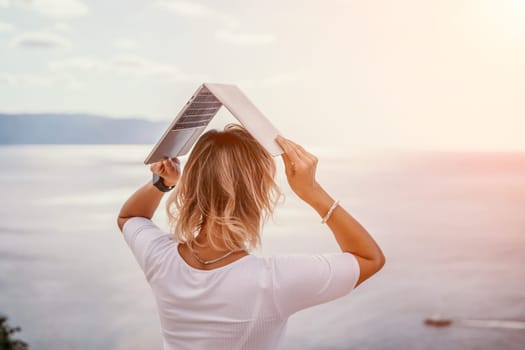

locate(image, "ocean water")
[[0, 145, 524, 349]]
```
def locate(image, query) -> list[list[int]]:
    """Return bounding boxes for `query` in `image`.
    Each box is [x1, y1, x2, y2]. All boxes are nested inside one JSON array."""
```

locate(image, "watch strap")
[[152, 173, 175, 192]]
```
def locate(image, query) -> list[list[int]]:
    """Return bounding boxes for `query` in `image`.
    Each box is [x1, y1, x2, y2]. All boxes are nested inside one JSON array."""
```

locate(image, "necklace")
[[187, 240, 238, 265]]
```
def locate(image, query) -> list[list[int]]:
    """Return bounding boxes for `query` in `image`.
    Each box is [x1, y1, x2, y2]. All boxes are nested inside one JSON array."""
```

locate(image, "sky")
[[1, 0, 524, 151]]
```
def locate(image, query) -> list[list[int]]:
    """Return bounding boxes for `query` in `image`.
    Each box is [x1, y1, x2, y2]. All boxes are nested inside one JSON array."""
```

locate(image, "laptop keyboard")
[[173, 88, 222, 130]]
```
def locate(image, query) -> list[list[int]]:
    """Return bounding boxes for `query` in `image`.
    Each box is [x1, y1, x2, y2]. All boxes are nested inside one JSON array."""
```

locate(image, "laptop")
[[144, 83, 283, 164]]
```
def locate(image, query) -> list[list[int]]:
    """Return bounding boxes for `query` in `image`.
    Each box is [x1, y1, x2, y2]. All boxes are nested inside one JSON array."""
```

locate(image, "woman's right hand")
[[150, 157, 181, 187], [275, 135, 320, 202]]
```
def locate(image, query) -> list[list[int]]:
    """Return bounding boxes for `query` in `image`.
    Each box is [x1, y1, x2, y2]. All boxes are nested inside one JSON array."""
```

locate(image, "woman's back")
[[123, 217, 360, 350]]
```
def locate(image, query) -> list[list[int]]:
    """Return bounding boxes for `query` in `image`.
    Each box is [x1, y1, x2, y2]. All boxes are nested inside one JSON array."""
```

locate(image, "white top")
[[122, 217, 360, 350]]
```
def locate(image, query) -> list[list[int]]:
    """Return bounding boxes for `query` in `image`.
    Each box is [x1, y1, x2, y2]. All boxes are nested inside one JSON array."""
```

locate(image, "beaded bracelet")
[[321, 200, 340, 224]]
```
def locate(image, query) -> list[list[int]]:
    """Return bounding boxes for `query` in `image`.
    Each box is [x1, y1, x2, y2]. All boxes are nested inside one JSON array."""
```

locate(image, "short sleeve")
[[122, 217, 171, 279], [271, 253, 360, 317]]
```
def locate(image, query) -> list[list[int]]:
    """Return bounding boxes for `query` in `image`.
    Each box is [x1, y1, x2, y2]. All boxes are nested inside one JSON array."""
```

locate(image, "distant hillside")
[[0, 113, 168, 144]]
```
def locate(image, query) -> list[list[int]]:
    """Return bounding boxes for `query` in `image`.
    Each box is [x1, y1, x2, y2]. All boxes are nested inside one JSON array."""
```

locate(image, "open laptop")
[[144, 83, 283, 164]]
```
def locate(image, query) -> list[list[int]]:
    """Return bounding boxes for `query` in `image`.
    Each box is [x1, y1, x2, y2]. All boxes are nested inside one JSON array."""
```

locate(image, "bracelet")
[[321, 200, 339, 224]]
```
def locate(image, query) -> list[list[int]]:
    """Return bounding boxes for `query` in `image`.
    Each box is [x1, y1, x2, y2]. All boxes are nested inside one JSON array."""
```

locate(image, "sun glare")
[[511, 0, 525, 14], [494, 0, 525, 39]]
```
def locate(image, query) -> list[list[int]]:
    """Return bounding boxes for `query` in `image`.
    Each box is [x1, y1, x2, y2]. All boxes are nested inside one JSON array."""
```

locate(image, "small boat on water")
[[424, 314, 452, 327], [424, 314, 525, 330]]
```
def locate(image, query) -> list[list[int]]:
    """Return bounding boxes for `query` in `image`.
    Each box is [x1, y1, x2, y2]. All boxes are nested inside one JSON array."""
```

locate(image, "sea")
[[0, 145, 524, 350]]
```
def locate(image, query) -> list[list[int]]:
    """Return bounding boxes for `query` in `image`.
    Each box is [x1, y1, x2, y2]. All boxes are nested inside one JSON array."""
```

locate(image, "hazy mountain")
[[0, 113, 168, 144]]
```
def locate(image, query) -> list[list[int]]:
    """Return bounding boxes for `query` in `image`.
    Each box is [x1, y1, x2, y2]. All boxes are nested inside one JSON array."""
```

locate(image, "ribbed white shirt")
[[122, 217, 360, 350]]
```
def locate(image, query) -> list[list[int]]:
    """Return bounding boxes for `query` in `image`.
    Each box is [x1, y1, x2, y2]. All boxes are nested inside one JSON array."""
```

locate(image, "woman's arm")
[[117, 158, 180, 231], [276, 136, 385, 287]]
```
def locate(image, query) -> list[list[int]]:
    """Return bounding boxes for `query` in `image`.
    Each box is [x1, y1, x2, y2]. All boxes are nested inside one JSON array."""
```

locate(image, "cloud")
[[33, 0, 88, 18], [9, 0, 88, 19], [114, 38, 139, 50], [155, 0, 238, 28], [10, 31, 71, 48], [156, 1, 211, 17], [49, 54, 208, 83], [215, 30, 275, 46], [49, 56, 106, 72], [50, 55, 178, 77], [0, 72, 80, 88], [0, 20, 14, 33], [110, 54, 210, 82], [111, 54, 181, 77], [54, 22, 71, 32]]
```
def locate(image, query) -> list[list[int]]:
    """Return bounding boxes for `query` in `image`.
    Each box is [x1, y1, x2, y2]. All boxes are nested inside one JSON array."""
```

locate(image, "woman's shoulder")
[[257, 252, 359, 276]]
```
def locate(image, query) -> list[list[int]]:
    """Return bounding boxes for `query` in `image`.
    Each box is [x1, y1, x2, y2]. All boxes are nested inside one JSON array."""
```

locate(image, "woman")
[[117, 124, 385, 350]]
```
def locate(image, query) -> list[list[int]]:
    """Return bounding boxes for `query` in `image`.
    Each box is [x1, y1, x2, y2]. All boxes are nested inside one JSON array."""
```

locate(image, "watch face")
[[152, 173, 161, 183]]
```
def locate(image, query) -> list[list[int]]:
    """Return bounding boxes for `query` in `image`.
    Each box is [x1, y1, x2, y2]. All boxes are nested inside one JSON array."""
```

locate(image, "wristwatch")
[[152, 173, 175, 192]]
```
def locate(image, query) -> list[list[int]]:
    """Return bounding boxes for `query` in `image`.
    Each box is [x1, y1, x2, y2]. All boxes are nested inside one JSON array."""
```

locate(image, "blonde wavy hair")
[[166, 124, 281, 252]]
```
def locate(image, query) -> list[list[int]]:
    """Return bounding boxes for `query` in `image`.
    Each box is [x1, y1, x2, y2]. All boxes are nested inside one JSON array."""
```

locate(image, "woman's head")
[[167, 124, 281, 251]]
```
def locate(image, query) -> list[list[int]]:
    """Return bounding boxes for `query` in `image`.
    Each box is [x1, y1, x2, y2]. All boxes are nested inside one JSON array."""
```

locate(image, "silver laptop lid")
[[144, 83, 282, 164]]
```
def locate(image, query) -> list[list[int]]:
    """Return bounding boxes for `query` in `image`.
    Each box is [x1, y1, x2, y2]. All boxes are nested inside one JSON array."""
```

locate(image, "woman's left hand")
[[150, 157, 181, 187]]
